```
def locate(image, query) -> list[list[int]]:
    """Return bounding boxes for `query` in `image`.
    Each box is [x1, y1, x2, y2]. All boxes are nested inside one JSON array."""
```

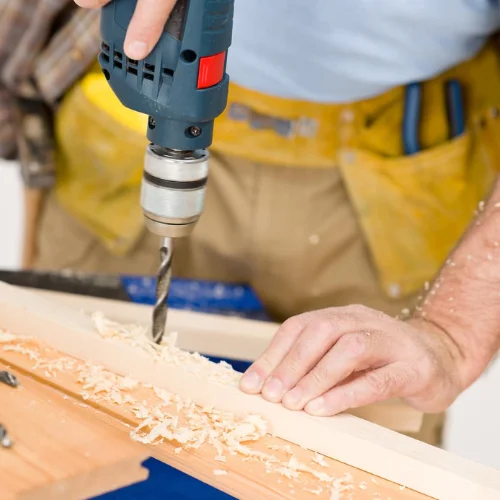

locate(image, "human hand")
[[239, 305, 467, 416], [74, 0, 177, 60]]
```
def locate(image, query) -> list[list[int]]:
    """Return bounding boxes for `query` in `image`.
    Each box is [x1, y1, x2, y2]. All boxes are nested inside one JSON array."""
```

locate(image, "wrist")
[[406, 316, 473, 392], [413, 266, 500, 389]]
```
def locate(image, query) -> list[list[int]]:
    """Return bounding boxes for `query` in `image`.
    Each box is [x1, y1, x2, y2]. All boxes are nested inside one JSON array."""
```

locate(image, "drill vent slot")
[[113, 60, 123, 69], [145, 63, 155, 72], [144, 73, 154, 81], [163, 68, 174, 77], [126, 57, 138, 75], [100, 42, 110, 62], [114, 50, 122, 61]]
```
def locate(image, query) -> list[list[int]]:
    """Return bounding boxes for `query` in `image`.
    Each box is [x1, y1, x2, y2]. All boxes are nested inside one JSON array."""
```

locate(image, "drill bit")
[[151, 237, 173, 344]]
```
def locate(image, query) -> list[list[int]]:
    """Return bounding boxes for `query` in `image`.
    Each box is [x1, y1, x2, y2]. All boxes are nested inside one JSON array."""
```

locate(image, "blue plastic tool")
[[402, 82, 423, 155], [402, 78, 465, 155], [445, 79, 466, 139]]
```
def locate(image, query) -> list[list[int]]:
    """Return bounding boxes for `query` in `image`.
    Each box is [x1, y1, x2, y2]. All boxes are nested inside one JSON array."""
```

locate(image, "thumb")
[[124, 0, 177, 60]]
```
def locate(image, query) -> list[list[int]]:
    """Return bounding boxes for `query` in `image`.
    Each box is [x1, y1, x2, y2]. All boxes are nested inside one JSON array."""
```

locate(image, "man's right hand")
[[75, 0, 177, 60]]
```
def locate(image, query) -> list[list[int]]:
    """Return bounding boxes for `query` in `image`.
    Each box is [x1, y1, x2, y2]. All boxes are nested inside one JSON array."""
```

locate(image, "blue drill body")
[[98, 0, 235, 344], [99, 0, 234, 151]]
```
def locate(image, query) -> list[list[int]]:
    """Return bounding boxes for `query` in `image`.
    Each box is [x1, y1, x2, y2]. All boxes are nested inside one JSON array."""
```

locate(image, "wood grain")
[[0, 283, 498, 500], [0, 362, 148, 500], [0, 339, 428, 500], [35, 289, 423, 433]]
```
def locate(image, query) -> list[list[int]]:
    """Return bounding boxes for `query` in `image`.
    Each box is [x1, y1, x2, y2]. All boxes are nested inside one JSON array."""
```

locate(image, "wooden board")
[[1, 283, 499, 500], [0, 362, 149, 500], [0, 335, 428, 500], [34, 289, 423, 433]]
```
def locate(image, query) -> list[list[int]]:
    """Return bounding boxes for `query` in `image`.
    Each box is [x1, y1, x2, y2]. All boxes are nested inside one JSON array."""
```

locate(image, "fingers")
[[74, 0, 110, 7], [124, 0, 177, 60], [281, 332, 387, 410], [239, 315, 311, 395], [304, 363, 412, 416], [260, 320, 361, 404]]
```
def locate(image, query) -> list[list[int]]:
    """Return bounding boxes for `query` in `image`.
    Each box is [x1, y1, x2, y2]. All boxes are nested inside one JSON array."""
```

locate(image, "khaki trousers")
[[33, 150, 443, 446]]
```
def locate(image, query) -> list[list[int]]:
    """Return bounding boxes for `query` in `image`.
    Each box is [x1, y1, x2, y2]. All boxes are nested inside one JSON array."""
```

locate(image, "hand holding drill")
[[75, 0, 177, 61]]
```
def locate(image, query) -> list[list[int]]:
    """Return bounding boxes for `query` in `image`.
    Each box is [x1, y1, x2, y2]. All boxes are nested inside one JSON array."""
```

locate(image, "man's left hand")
[[239, 305, 467, 416]]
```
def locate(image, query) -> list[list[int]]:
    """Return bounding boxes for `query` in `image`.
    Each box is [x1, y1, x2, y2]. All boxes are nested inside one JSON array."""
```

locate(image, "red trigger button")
[[197, 51, 226, 89]]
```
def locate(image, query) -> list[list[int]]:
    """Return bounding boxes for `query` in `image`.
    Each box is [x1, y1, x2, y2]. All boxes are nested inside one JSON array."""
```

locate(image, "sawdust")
[[92, 312, 241, 387], [0, 316, 402, 499]]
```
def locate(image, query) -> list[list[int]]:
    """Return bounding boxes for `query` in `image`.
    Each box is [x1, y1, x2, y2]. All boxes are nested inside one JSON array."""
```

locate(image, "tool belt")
[[54, 41, 500, 297]]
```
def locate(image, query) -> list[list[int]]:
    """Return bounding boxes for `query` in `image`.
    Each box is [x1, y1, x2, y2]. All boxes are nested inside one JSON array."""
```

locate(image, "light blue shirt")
[[227, 0, 500, 103]]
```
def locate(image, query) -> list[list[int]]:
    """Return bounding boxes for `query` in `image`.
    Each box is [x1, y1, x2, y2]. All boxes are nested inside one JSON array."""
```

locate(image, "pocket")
[[338, 129, 494, 299], [54, 72, 147, 256]]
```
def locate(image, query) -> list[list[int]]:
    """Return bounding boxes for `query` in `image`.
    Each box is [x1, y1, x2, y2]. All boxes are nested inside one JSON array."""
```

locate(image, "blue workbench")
[[94, 276, 270, 500]]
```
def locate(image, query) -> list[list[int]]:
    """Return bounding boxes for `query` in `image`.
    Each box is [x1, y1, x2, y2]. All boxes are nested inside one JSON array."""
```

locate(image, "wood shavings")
[[329, 488, 340, 500], [0, 319, 401, 499], [304, 486, 324, 496], [91, 313, 241, 387], [313, 452, 328, 467], [0, 331, 18, 343]]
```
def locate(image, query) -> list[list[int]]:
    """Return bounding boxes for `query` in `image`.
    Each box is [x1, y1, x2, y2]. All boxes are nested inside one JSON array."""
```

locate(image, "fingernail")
[[262, 377, 283, 402], [239, 371, 261, 393], [305, 397, 325, 415], [283, 387, 303, 409], [126, 40, 149, 60]]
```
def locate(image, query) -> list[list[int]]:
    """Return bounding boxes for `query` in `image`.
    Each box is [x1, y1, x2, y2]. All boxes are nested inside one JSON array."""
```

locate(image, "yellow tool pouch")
[[336, 46, 500, 298], [210, 42, 500, 299], [54, 65, 148, 256], [54, 42, 500, 300]]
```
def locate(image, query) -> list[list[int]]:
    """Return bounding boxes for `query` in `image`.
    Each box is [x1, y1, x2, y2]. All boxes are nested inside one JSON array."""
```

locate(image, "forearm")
[[415, 177, 500, 388]]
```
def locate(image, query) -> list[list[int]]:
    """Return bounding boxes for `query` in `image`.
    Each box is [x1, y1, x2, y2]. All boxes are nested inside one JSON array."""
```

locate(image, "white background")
[[0, 159, 498, 469]]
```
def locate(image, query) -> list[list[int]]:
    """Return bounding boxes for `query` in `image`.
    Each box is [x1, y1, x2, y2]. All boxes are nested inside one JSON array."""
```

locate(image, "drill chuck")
[[141, 145, 209, 238]]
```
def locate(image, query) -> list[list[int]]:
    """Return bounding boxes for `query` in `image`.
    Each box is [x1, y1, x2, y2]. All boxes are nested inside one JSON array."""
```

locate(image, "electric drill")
[[99, 0, 235, 343]]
